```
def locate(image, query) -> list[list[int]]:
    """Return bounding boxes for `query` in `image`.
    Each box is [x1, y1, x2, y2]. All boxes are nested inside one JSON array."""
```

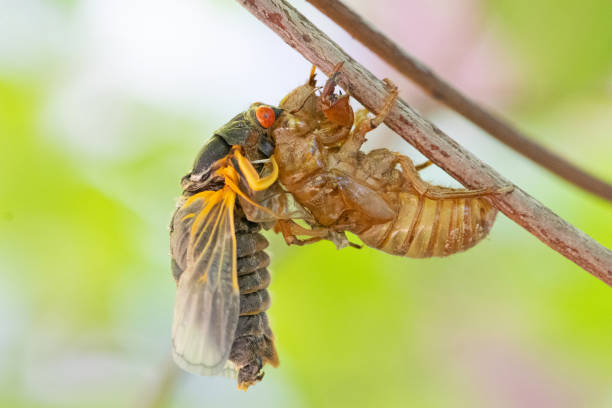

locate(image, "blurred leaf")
[[486, 0, 612, 111], [0, 78, 146, 329]]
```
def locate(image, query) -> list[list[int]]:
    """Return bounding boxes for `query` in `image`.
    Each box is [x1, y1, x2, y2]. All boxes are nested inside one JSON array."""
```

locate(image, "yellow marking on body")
[[218, 165, 240, 186]]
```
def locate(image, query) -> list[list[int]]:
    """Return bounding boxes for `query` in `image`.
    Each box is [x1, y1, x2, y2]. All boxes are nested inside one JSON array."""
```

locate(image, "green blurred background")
[[1, 0, 611, 407]]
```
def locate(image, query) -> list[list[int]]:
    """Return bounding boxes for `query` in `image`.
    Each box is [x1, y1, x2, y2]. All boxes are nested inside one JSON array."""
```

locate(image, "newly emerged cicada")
[[269, 65, 513, 256], [170, 103, 284, 390], [170, 66, 512, 390]]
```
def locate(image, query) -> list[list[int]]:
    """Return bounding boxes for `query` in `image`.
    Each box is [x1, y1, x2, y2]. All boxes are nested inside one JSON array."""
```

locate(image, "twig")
[[306, 0, 612, 203], [237, 0, 612, 286]]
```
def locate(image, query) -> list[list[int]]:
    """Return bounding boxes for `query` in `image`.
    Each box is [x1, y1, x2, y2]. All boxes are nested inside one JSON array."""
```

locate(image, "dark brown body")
[[170, 103, 282, 389], [170, 191, 279, 388], [231, 208, 278, 386], [270, 69, 508, 257]]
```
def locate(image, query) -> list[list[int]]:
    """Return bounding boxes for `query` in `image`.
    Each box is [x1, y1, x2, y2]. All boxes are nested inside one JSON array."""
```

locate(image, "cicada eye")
[[256, 106, 276, 128]]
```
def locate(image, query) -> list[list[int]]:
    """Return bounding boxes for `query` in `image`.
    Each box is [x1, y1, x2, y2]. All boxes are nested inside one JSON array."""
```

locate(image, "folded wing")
[[170, 188, 240, 375]]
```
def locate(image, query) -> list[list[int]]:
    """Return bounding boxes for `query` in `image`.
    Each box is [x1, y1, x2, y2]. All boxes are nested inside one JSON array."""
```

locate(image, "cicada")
[[269, 65, 513, 256], [170, 67, 512, 391], [170, 103, 284, 390]]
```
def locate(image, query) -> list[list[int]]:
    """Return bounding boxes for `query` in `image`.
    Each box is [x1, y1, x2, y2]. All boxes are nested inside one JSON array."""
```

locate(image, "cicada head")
[[188, 104, 282, 186], [213, 103, 281, 161], [246, 103, 282, 160]]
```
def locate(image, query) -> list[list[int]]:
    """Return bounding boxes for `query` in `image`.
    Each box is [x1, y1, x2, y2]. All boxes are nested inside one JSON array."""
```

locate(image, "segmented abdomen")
[[230, 208, 279, 388], [358, 192, 498, 258]]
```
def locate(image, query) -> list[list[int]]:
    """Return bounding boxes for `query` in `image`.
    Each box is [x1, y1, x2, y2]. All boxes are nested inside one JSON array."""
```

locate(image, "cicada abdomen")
[[170, 103, 282, 390], [358, 191, 498, 258], [230, 208, 278, 389]]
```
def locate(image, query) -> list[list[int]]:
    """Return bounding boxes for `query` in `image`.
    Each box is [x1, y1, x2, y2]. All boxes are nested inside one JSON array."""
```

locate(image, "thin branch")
[[237, 0, 612, 286], [306, 0, 612, 203]]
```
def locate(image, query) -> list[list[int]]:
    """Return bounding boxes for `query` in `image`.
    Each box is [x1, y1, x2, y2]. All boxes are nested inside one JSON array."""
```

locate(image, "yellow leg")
[[233, 147, 279, 191]]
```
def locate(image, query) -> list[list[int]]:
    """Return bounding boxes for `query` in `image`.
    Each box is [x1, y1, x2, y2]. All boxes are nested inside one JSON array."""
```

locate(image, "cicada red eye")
[[256, 106, 276, 128]]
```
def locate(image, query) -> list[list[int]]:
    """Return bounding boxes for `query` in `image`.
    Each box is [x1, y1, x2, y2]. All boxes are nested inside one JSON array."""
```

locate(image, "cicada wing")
[[331, 171, 395, 222], [170, 189, 240, 376]]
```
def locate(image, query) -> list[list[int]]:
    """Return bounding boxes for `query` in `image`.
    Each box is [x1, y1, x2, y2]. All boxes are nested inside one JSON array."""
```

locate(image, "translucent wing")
[[170, 188, 239, 375]]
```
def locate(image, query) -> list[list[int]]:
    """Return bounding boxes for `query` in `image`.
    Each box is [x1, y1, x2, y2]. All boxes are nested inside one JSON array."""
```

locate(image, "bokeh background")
[[1, 0, 611, 407]]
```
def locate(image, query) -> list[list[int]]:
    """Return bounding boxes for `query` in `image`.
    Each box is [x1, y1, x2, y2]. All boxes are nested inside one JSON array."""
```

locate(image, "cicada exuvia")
[[170, 66, 513, 390], [269, 65, 513, 257]]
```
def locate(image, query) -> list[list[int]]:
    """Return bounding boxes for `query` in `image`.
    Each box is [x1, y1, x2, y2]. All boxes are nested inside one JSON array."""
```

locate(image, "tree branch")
[[237, 0, 612, 286], [306, 0, 612, 203]]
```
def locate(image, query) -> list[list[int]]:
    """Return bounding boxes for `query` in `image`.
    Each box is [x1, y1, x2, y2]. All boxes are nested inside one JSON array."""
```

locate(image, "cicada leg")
[[233, 147, 279, 192], [340, 79, 399, 155], [274, 220, 329, 246], [396, 154, 514, 199], [319, 61, 347, 114], [314, 62, 354, 146], [239, 182, 317, 224], [415, 160, 432, 171], [274, 220, 360, 250], [421, 183, 514, 199], [307, 64, 317, 87]]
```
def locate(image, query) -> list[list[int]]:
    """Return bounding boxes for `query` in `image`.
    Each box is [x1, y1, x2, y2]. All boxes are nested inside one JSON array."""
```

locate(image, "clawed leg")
[[307, 65, 317, 87], [395, 154, 514, 199], [274, 220, 329, 246], [274, 220, 361, 250], [423, 184, 513, 199], [340, 79, 399, 155], [320, 62, 344, 107], [415, 160, 432, 171], [319, 62, 354, 128], [369, 79, 399, 129]]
